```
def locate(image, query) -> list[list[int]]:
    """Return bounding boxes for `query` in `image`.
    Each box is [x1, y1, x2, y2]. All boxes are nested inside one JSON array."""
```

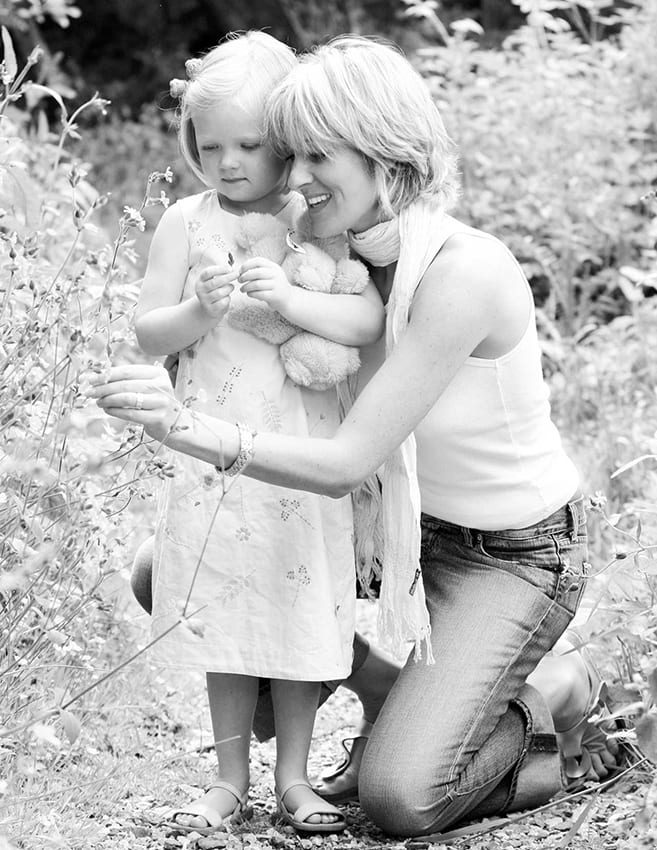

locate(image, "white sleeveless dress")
[[149, 190, 356, 681]]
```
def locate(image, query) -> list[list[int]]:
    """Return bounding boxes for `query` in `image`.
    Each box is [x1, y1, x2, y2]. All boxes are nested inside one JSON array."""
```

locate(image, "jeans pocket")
[[475, 532, 588, 613], [474, 534, 560, 599]]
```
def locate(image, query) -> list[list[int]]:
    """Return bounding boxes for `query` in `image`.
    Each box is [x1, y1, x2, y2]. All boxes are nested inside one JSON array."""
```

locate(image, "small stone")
[[198, 835, 229, 849]]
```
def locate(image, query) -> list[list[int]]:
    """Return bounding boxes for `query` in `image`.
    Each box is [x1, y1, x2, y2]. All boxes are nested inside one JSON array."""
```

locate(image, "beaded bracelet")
[[217, 422, 256, 477]]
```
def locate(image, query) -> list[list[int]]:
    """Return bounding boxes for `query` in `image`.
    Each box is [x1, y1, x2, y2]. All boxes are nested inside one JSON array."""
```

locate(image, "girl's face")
[[192, 100, 288, 215], [288, 145, 380, 238]]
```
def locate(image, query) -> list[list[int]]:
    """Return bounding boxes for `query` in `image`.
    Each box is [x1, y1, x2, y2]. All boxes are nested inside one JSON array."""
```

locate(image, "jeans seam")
[[446, 593, 560, 786]]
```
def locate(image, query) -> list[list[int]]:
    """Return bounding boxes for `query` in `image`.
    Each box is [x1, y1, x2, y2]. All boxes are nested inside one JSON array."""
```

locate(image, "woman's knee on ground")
[[359, 761, 452, 837]]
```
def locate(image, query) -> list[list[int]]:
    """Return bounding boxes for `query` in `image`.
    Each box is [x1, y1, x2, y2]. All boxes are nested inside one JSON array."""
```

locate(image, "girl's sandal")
[[313, 735, 368, 803], [276, 780, 347, 835], [165, 780, 253, 836]]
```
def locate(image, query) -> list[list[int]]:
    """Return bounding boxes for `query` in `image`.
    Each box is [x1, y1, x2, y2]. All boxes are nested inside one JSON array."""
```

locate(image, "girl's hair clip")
[[169, 78, 187, 99], [185, 57, 203, 80]]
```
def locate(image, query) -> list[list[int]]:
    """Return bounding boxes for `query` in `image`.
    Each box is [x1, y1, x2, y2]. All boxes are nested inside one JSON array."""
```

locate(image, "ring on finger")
[[135, 392, 144, 410]]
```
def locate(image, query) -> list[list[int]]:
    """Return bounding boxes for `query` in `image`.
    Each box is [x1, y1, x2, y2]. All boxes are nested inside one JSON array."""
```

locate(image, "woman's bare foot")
[[313, 728, 371, 802]]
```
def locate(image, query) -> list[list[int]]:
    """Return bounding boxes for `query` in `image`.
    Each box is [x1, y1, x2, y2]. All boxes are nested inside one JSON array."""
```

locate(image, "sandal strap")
[[277, 779, 312, 801], [292, 800, 345, 824], [277, 781, 345, 824], [321, 735, 368, 781], [206, 779, 249, 810]]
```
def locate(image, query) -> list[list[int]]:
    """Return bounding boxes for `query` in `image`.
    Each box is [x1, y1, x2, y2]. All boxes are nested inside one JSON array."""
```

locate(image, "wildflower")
[[68, 164, 88, 187], [27, 46, 45, 66], [43, 0, 82, 28], [94, 97, 110, 116], [148, 167, 174, 185], [146, 189, 170, 209], [122, 206, 146, 232]]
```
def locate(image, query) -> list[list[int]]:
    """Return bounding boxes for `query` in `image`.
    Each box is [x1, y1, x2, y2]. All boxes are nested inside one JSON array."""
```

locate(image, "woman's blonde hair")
[[265, 35, 460, 217], [175, 31, 296, 187]]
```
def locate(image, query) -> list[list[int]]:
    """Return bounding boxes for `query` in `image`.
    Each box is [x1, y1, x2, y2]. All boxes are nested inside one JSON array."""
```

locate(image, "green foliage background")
[[1, 0, 657, 847]]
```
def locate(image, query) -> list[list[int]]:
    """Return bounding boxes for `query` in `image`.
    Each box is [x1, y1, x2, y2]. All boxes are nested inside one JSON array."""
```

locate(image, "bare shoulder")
[[428, 230, 521, 288], [152, 201, 186, 238], [413, 229, 530, 355]]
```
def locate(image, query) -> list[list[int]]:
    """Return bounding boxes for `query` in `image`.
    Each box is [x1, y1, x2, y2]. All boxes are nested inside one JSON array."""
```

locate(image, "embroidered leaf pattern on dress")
[[286, 565, 311, 605], [210, 232, 227, 250], [214, 575, 253, 606], [259, 392, 282, 432], [280, 497, 313, 528]]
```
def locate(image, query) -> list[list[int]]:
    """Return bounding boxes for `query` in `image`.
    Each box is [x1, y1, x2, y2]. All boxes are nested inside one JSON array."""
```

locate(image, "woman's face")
[[288, 145, 380, 238]]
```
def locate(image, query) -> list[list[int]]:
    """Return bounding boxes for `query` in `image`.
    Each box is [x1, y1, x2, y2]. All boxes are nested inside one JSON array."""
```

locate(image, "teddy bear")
[[226, 212, 370, 391]]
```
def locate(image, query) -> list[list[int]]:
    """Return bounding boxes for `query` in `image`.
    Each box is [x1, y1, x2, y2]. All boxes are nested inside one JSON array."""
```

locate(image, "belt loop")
[[462, 526, 474, 547]]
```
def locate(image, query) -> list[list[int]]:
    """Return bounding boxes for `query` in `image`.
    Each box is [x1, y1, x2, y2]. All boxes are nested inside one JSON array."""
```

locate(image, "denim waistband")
[[421, 492, 586, 545]]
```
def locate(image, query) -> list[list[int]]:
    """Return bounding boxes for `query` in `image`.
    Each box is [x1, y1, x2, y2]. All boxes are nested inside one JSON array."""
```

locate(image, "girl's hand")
[[196, 263, 237, 319], [238, 257, 292, 314], [84, 365, 190, 444]]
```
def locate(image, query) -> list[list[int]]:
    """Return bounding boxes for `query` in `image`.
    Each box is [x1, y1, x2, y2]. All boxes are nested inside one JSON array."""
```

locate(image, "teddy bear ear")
[[332, 258, 370, 294], [235, 213, 288, 263], [292, 244, 336, 293]]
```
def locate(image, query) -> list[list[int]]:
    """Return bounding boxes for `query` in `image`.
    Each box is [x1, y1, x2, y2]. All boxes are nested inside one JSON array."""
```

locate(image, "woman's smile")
[[288, 146, 380, 238]]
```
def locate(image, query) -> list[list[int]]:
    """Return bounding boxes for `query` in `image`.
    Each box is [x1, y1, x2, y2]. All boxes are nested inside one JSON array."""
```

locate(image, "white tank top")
[[414, 228, 579, 530]]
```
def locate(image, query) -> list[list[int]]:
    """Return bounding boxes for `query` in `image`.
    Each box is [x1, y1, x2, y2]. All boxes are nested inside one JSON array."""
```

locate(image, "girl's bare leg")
[[271, 679, 341, 825], [174, 672, 258, 829]]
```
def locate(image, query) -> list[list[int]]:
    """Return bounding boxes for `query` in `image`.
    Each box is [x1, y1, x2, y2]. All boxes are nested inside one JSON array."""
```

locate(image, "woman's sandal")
[[555, 653, 624, 791], [165, 780, 253, 835], [313, 735, 368, 803], [276, 780, 347, 834]]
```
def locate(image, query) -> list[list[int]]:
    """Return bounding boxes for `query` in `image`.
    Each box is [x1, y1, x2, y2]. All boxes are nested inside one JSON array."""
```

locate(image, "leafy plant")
[[0, 25, 177, 842]]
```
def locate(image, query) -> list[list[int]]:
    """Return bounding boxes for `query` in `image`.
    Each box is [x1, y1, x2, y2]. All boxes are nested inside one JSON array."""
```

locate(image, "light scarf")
[[348, 198, 452, 663]]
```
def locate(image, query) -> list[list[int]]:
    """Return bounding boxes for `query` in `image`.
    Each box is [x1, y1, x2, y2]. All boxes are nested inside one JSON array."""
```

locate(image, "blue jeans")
[[359, 494, 589, 837]]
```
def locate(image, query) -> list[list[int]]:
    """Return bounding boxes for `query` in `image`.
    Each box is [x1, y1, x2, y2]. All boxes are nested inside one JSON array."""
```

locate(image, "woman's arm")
[[134, 205, 235, 355], [91, 236, 528, 494]]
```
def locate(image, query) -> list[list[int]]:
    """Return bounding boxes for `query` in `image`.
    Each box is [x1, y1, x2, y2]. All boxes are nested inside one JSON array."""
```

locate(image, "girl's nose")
[[219, 150, 239, 170], [287, 156, 311, 190]]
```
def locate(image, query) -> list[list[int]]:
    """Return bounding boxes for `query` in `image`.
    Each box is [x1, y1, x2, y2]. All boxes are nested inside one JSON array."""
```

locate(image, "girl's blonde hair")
[[176, 31, 296, 187], [265, 36, 460, 217]]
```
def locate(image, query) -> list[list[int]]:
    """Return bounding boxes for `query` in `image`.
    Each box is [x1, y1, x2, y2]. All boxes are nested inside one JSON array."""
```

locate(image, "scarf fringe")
[[377, 603, 436, 664]]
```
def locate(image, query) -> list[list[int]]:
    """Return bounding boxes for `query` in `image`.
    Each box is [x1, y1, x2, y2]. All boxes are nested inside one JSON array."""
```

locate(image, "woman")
[[88, 36, 620, 836]]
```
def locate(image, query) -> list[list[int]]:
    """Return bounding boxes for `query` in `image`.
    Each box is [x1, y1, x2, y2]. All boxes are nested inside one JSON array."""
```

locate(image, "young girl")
[[136, 33, 385, 835]]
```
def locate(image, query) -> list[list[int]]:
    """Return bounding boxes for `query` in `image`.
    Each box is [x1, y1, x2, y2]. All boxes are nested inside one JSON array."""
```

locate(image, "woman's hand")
[[84, 364, 190, 444]]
